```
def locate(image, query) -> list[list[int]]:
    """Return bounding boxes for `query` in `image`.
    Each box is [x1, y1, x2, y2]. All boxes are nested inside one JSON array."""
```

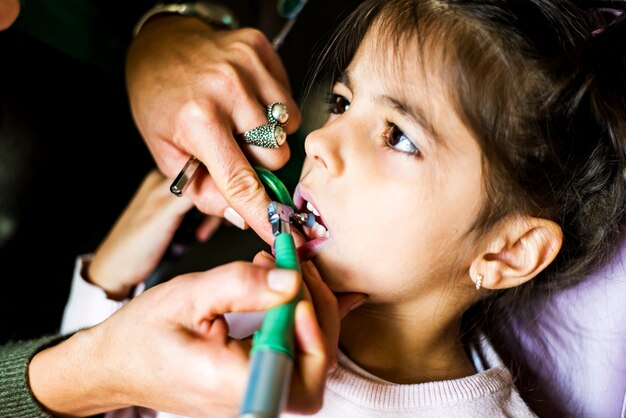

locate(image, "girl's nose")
[[304, 124, 345, 177]]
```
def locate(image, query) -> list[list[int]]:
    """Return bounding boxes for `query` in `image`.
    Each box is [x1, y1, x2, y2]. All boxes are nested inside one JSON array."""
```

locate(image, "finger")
[[206, 316, 230, 343], [183, 118, 274, 244], [289, 300, 327, 414], [203, 55, 294, 159], [186, 166, 266, 235], [179, 262, 301, 322], [239, 141, 291, 172], [186, 169, 230, 216], [231, 28, 292, 97], [225, 82, 292, 170], [252, 250, 276, 268], [301, 282, 313, 306], [233, 64, 301, 135], [194, 315, 229, 342], [335, 293, 368, 319], [195, 216, 222, 242], [149, 134, 190, 179], [188, 171, 255, 233], [253, 252, 312, 304], [300, 261, 339, 372]]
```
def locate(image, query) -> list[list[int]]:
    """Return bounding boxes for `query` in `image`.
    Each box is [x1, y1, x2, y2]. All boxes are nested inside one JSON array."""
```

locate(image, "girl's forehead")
[[344, 25, 475, 153], [348, 29, 443, 97]]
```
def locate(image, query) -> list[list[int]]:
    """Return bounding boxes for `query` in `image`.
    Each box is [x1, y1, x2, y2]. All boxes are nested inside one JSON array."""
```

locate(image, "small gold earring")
[[475, 273, 483, 291]]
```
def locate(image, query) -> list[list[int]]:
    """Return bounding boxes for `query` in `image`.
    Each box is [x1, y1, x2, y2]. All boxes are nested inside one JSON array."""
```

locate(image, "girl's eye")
[[383, 122, 420, 156], [326, 93, 350, 115]]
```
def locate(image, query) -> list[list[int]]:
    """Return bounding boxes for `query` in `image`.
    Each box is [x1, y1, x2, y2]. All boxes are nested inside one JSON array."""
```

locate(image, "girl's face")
[[296, 31, 486, 304]]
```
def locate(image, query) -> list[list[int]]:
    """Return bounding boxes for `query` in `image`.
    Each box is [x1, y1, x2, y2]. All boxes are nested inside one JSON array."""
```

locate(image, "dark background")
[[0, 0, 359, 343], [0, 26, 155, 341]]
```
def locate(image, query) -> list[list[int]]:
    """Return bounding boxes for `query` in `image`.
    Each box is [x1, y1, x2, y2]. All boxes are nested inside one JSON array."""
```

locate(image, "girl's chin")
[[297, 237, 329, 261]]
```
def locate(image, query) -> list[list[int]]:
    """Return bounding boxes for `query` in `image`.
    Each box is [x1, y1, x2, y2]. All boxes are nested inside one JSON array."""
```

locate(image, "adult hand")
[[29, 261, 325, 417], [126, 16, 302, 244]]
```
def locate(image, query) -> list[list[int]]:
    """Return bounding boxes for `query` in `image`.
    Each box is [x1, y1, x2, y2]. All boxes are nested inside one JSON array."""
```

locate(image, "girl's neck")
[[339, 303, 476, 384]]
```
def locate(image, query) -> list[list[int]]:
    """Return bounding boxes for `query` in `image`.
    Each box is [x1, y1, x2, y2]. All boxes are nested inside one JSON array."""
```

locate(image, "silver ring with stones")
[[243, 102, 289, 148], [243, 123, 287, 148]]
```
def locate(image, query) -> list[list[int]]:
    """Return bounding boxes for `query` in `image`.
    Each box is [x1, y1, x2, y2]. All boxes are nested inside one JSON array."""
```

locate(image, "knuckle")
[[238, 28, 268, 50], [173, 101, 210, 145], [212, 62, 246, 94], [223, 165, 264, 205], [228, 261, 262, 287], [228, 260, 250, 278], [229, 40, 258, 65], [194, 192, 219, 216], [161, 273, 191, 300]]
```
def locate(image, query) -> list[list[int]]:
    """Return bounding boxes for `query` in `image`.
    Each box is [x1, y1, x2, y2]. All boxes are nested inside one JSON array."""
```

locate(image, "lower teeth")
[[309, 221, 329, 239]]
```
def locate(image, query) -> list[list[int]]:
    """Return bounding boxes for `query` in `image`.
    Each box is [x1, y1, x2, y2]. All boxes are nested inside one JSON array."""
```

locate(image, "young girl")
[[288, 1, 626, 416], [63, 0, 626, 416], [289, 1, 625, 416]]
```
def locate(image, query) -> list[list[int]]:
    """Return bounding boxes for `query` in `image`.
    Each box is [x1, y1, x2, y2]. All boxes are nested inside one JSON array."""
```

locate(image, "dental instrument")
[[239, 200, 302, 418], [273, 0, 310, 49]]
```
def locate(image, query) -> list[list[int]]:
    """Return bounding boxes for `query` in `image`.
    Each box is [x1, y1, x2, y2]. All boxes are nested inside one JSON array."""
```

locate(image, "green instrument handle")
[[254, 166, 294, 208], [251, 233, 301, 357]]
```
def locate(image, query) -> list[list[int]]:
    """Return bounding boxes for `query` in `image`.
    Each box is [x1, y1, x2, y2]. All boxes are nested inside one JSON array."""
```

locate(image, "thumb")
[[179, 262, 301, 321]]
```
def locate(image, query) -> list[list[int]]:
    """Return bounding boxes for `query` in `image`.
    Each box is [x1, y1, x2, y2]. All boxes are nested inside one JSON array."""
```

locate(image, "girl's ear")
[[469, 216, 563, 290]]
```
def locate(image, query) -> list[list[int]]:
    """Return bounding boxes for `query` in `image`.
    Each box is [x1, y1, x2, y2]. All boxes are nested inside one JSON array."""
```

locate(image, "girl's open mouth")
[[293, 185, 330, 259]]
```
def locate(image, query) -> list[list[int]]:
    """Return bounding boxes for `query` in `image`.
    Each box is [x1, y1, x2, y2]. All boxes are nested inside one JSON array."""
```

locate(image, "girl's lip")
[[293, 184, 330, 253], [294, 184, 327, 228], [297, 237, 329, 261], [293, 184, 309, 212]]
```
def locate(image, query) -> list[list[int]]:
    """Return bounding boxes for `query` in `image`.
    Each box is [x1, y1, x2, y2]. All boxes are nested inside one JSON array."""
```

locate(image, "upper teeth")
[[303, 199, 329, 239], [307, 201, 320, 216]]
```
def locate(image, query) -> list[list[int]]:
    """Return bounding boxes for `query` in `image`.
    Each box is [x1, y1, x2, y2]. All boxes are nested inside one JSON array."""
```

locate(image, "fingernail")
[[349, 296, 367, 312], [260, 250, 275, 261], [340, 295, 368, 318], [224, 207, 248, 230], [268, 269, 297, 293]]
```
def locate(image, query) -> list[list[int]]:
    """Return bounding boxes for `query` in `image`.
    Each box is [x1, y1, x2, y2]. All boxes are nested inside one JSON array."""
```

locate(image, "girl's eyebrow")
[[380, 95, 441, 144], [336, 71, 353, 90], [337, 70, 440, 144]]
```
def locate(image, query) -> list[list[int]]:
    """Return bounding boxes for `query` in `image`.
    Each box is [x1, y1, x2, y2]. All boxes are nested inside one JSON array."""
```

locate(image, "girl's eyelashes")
[[383, 121, 420, 156], [324, 91, 420, 157], [326, 92, 350, 114]]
